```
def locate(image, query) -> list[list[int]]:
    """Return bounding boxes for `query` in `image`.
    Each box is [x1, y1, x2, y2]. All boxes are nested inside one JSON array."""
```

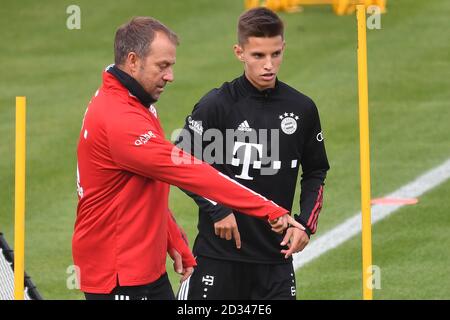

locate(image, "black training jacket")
[[175, 74, 330, 264]]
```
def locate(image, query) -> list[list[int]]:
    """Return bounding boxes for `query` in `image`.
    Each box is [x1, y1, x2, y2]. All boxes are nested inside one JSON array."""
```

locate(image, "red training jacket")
[[73, 71, 289, 293]]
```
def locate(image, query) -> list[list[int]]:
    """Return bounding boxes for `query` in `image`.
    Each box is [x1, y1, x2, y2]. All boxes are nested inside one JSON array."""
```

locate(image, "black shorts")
[[177, 256, 296, 300], [84, 273, 175, 300]]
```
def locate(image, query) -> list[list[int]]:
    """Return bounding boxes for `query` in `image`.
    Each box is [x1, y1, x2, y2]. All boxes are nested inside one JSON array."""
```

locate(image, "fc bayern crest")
[[279, 112, 299, 135]]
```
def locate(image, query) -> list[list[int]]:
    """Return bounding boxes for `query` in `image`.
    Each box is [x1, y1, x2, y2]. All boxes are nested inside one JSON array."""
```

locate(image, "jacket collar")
[[104, 64, 156, 107], [238, 73, 279, 98]]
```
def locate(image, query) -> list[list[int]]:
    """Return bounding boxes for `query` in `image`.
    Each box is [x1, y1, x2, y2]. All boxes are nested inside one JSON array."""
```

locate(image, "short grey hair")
[[114, 16, 179, 65]]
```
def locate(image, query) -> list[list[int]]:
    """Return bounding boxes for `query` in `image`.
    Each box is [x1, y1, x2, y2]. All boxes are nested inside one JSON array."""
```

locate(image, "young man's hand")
[[214, 213, 241, 249], [280, 227, 309, 259], [168, 248, 194, 283]]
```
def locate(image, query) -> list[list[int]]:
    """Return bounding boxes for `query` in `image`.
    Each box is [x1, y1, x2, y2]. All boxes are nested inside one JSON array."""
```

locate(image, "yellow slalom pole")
[[14, 96, 26, 300], [356, 5, 373, 300]]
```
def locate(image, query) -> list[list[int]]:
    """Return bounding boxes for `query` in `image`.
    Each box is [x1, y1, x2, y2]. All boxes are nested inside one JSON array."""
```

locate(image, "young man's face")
[[130, 32, 176, 101], [234, 36, 285, 91]]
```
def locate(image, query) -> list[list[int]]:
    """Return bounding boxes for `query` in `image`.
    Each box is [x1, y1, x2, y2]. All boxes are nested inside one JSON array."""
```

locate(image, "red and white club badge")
[[279, 112, 299, 135]]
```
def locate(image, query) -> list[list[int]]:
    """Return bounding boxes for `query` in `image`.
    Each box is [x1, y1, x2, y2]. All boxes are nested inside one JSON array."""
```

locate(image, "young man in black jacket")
[[176, 7, 330, 300]]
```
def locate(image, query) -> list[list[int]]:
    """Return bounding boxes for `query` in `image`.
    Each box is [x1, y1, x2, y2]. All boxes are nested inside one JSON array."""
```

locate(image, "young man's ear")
[[233, 44, 244, 62]]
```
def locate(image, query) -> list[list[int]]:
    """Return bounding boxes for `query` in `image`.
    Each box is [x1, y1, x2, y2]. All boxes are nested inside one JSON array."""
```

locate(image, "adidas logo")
[[237, 120, 252, 132]]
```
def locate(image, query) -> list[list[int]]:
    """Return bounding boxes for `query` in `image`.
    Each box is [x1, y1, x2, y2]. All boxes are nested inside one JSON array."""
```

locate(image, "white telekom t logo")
[[231, 142, 263, 180]]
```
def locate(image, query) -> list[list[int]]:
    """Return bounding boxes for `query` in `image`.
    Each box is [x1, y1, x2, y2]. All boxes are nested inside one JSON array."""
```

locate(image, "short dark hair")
[[237, 7, 284, 45], [114, 16, 179, 65]]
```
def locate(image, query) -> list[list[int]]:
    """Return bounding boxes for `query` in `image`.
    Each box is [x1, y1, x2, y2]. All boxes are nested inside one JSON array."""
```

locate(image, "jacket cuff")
[[210, 206, 234, 223], [294, 214, 312, 238], [267, 208, 289, 221], [181, 252, 197, 268]]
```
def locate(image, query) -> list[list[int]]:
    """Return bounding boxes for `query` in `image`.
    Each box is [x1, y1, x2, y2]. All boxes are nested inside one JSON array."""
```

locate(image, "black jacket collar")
[[238, 73, 279, 98], [107, 64, 156, 107]]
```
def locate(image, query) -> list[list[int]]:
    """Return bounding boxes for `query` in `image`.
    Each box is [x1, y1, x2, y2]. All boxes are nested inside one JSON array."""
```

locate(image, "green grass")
[[0, 0, 449, 299], [298, 179, 450, 300]]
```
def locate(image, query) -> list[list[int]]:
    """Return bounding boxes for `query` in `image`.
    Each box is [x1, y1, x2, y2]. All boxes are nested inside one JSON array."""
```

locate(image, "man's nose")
[[264, 58, 273, 70], [163, 69, 174, 82]]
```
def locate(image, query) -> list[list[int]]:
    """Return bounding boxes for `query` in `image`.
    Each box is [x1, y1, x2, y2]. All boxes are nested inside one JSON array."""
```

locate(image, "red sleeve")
[[107, 109, 288, 221], [167, 210, 196, 268]]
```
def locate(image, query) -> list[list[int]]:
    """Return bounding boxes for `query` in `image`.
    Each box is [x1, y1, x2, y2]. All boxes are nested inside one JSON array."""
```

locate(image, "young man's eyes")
[[272, 51, 281, 57], [252, 52, 281, 59]]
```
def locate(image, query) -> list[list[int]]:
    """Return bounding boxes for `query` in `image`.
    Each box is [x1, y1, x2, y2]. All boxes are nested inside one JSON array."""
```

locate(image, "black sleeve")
[[174, 91, 233, 223], [179, 188, 233, 222], [296, 101, 330, 237]]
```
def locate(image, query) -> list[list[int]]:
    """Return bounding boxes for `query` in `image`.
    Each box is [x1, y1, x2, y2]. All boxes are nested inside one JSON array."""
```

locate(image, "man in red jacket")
[[74, 16, 302, 300]]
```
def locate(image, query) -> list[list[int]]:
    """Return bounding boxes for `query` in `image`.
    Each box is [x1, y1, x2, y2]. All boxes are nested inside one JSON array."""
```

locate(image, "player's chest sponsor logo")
[[279, 112, 299, 135], [231, 140, 299, 180]]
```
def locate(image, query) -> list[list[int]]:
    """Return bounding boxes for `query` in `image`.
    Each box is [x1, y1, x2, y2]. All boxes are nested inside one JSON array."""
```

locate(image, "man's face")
[[234, 36, 285, 91], [131, 32, 176, 101]]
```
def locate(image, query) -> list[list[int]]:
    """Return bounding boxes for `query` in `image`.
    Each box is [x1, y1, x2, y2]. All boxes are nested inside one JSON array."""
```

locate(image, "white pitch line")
[[293, 157, 450, 270]]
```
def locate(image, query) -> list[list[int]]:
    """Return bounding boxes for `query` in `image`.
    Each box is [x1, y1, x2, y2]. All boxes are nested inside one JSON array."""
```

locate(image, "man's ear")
[[126, 52, 139, 74], [233, 44, 244, 62]]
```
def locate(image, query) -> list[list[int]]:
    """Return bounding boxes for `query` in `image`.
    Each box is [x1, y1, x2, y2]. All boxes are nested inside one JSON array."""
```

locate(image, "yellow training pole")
[[356, 5, 373, 300], [14, 96, 26, 300]]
